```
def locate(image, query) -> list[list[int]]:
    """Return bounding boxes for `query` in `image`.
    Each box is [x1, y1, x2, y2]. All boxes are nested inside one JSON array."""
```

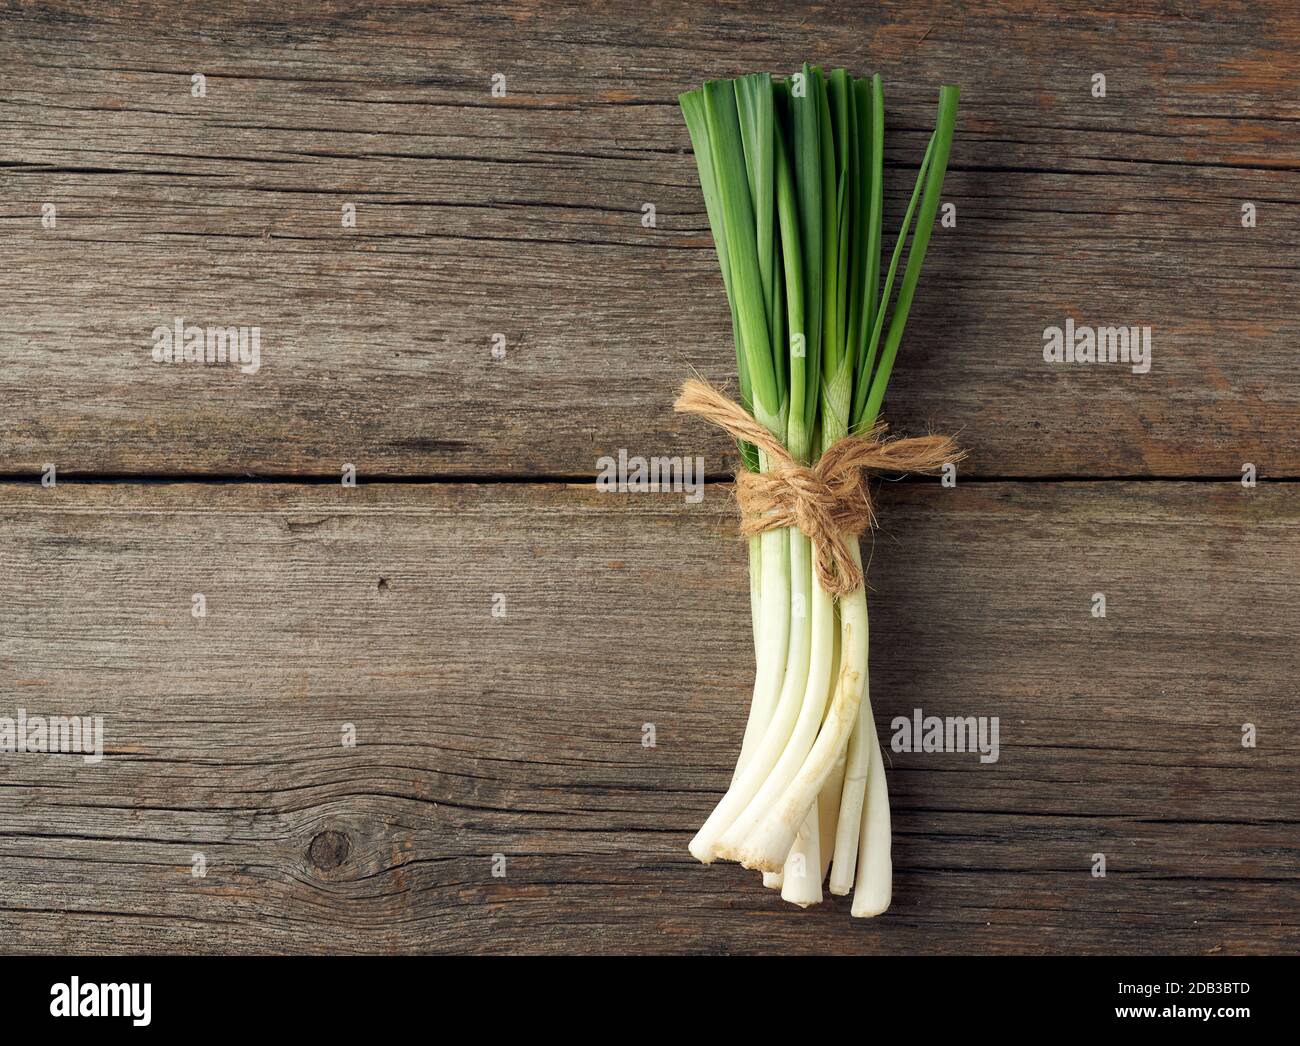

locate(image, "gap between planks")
[[1, 473, 1298, 487]]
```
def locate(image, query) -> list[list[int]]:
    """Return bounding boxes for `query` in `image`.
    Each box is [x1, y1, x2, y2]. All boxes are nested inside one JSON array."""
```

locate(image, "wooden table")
[[1, 0, 1296, 954]]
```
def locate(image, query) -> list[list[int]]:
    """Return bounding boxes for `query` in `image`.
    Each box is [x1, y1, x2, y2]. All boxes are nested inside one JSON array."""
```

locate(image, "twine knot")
[[674, 379, 964, 596]]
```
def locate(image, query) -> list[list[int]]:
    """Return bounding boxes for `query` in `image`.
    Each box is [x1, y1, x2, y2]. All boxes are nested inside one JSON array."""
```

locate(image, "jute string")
[[674, 379, 964, 597]]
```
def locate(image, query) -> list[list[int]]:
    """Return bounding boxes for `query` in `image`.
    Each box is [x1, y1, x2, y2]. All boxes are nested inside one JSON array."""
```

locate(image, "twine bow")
[[674, 379, 964, 597]]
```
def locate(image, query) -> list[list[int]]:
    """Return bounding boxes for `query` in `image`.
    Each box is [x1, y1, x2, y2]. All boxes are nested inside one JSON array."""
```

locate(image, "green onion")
[[680, 69, 959, 917]]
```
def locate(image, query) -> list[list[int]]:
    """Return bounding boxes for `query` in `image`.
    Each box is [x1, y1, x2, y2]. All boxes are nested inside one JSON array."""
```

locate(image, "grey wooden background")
[[0, 0, 1296, 954]]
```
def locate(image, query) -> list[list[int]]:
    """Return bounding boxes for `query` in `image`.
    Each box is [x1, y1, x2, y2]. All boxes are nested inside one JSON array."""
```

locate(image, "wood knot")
[[308, 830, 350, 871]]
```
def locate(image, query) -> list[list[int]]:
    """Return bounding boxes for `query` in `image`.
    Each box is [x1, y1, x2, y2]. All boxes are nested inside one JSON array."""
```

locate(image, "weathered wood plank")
[[1, 0, 1297, 477], [1, 480, 1295, 954]]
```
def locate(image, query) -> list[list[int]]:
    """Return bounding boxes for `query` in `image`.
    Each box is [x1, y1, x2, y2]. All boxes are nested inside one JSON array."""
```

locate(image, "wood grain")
[[1, 0, 1298, 477], [0, 480, 1295, 954]]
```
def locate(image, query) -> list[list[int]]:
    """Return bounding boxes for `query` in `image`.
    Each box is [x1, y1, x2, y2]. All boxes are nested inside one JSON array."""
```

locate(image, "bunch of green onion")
[[680, 66, 958, 915]]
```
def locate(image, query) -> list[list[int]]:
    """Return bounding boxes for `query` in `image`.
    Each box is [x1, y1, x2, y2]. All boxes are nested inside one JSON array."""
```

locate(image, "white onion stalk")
[[746, 536, 762, 657], [736, 541, 868, 873], [779, 808, 822, 907], [828, 600, 872, 895], [732, 536, 763, 788], [731, 522, 790, 776], [779, 749, 846, 907], [829, 728, 867, 892], [692, 505, 813, 861], [851, 720, 892, 917], [778, 613, 842, 905], [748, 563, 779, 904], [818, 609, 847, 883], [714, 547, 833, 860], [818, 747, 847, 881]]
